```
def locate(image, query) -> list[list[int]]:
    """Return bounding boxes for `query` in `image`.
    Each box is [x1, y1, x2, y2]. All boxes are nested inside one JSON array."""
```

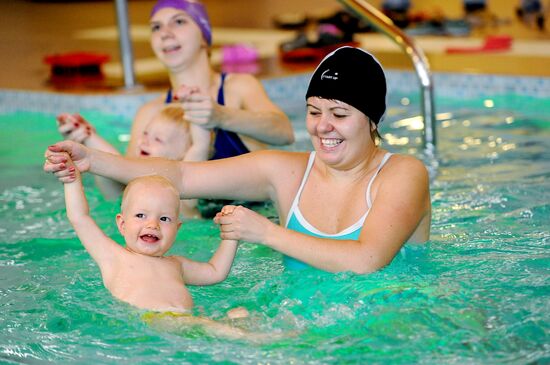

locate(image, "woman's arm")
[[219, 74, 294, 145], [57, 113, 120, 154], [45, 142, 286, 203], [176, 74, 294, 146]]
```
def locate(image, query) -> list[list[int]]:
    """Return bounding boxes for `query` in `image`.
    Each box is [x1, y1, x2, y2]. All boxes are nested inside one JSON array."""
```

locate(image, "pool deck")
[[2, 0, 549, 93]]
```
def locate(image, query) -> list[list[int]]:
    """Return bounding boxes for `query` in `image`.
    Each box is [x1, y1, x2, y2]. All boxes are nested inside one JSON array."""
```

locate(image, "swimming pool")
[[1, 71, 549, 364]]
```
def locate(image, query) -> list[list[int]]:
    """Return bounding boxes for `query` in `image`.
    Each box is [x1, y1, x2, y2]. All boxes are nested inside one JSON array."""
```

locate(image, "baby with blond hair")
[[58, 105, 210, 218], [61, 155, 251, 338]]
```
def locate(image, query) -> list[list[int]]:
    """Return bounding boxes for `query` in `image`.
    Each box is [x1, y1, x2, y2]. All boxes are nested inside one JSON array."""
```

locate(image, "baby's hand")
[[58, 152, 78, 184], [213, 205, 237, 223], [173, 84, 200, 102], [44, 141, 90, 183], [173, 84, 217, 128], [214, 205, 273, 244], [57, 113, 95, 144], [221, 205, 237, 216]]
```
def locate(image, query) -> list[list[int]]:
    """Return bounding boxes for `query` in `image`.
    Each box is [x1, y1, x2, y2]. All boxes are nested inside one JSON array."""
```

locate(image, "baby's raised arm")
[[62, 154, 120, 272], [177, 206, 239, 285], [184, 124, 212, 162], [57, 113, 120, 155]]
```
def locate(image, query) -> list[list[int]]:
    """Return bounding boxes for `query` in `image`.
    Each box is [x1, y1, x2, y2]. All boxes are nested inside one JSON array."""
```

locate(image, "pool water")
[[0, 88, 549, 364]]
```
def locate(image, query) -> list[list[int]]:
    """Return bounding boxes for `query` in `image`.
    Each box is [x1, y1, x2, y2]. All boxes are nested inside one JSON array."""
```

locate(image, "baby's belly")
[[111, 278, 193, 312]]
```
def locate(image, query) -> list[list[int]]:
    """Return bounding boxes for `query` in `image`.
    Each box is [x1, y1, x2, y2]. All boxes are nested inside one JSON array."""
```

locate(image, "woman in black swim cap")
[[46, 46, 431, 274]]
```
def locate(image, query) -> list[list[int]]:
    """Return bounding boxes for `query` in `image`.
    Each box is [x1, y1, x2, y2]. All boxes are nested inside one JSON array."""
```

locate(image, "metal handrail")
[[114, 0, 137, 89], [337, 0, 436, 151]]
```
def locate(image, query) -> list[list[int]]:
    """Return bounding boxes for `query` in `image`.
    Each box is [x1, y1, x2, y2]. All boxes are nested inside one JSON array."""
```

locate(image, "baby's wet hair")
[[157, 105, 189, 130], [121, 175, 180, 212]]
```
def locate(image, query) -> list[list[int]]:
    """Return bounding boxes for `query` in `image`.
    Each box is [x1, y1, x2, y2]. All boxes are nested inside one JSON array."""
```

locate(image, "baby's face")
[[138, 117, 190, 160], [117, 182, 181, 257]]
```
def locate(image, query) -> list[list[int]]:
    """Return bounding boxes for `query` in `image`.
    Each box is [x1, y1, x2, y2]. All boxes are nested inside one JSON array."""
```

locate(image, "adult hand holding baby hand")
[[56, 113, 96, 144], [44, 141, 90, 183], [214, 205, 275, 244], [173, 84, 221, 129]]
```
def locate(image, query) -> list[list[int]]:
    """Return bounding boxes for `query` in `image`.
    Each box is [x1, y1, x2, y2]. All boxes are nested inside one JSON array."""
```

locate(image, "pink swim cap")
[[150, 0, 212, 46]]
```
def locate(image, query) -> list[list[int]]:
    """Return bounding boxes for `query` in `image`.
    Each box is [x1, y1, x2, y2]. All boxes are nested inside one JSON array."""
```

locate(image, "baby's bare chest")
[[110, 258, 186, 294]]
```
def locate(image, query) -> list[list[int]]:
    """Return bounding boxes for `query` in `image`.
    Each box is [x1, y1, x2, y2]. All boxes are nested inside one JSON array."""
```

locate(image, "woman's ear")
[[369, 118, 376, 132], [116, 213, 125, 235]]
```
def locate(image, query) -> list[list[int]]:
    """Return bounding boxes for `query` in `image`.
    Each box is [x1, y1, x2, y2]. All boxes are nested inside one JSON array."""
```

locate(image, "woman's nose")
[[159, 26, 174, 40], [317, 114, 335, 133]]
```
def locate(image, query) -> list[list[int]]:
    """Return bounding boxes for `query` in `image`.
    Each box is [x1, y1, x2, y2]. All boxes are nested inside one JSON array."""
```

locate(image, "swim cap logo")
[[320, 69, 339, 81]]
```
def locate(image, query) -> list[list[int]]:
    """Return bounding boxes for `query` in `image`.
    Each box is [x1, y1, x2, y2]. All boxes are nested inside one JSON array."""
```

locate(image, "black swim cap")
[[305, 46, 387, 125]]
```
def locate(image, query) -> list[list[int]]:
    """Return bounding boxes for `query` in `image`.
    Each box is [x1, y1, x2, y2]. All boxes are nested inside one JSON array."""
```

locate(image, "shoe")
[[280, 22, 359, 62]]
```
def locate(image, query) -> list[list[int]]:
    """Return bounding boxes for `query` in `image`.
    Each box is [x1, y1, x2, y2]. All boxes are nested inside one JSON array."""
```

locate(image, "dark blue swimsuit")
[[165, 73, 250, 160]]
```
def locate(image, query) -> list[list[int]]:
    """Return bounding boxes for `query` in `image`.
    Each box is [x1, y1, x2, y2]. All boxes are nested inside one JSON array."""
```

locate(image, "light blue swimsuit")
[[284, 151, 393, 270]]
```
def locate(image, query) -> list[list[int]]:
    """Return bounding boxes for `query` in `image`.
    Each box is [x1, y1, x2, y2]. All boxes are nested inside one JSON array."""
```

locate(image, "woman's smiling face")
[[149, 7, 206, 70], [306, 97, 373, 169]]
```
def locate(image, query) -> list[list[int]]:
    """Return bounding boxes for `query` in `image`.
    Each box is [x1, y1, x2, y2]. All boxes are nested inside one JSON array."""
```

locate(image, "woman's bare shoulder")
[[223, 73, 265, 95], [224, 72, 259, 85], [387, 153, 428, 173], [132, 95, 166, 127], [135, 95, 165, 116], [383, 153, 430, 187]]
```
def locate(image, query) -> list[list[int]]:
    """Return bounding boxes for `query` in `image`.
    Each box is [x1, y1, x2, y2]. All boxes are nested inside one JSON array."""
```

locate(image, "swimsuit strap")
[[217, 72, 227, 105], [165, 89, 172, 103], [366, 152, 393, 208], [285, 152, 316, 227], [210, 72, 250, 159]]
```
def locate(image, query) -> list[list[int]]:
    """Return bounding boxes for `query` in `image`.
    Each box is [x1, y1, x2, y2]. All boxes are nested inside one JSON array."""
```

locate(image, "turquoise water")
[[0, 91, 549, 364]]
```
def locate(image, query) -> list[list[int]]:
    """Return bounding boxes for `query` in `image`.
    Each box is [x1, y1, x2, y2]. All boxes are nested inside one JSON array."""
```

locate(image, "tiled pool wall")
[[0, 71, 548, 120]]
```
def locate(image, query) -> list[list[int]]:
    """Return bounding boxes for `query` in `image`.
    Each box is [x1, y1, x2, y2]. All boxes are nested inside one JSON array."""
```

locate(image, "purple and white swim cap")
[[150, 0, 212, 46]]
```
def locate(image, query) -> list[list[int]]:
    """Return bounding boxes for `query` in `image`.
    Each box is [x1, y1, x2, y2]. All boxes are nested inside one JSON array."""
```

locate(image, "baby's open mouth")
[[140, 234, 159, 243]]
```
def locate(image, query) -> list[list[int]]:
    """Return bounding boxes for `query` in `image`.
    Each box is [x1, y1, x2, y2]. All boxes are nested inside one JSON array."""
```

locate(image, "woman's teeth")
[[163, 45, 180, 53], [321, 138, 343, 147]]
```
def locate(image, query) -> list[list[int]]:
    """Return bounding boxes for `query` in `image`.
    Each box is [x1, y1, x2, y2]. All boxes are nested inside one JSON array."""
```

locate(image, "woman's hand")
[[44, 141, 91, 183], [214, 205, 274, 244], [58, 152, 79, 184], [173, 85, 221, 129], [56, 113, 96, 144]]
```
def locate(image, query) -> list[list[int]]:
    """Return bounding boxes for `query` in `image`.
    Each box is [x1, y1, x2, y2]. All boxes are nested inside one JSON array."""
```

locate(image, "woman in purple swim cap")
[[55, 0, 294, 213], [144, 0, 293, 160]]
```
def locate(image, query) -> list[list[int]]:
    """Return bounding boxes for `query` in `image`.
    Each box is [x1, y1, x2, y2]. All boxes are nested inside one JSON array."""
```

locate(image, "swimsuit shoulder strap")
[[285, 152, 316, 227], [366, 152, 393, 208], [217, 72, 227, 105]]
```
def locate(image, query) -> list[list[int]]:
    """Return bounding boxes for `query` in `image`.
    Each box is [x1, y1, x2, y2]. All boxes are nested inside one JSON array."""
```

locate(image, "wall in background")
[[203, 0, 525, 28]]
